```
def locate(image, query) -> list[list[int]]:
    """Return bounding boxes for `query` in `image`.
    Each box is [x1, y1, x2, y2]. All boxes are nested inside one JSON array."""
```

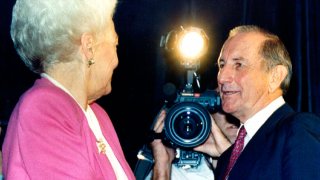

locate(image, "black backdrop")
[[1, 0, 319, 169]]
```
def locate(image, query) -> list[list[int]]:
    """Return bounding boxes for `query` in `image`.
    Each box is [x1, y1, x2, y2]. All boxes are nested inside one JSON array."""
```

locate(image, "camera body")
[[162, 89, 221, 167], [163, 90, 221, 149]]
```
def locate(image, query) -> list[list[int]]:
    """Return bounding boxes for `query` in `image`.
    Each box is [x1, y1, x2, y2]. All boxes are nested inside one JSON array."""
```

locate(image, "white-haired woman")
[[2, 0, 135, 179]]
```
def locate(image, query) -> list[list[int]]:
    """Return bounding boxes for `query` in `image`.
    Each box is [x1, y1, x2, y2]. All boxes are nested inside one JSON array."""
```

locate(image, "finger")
[[156, 120, 164, 132], [211, 116, 226, 138], [211, 116, 221, 131], [153, 110, 166, 131]]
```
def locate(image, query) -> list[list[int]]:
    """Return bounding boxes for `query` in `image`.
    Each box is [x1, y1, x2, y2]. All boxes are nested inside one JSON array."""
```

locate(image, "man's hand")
[[150, 110, 175, 180], [194, 116, 232, 157]]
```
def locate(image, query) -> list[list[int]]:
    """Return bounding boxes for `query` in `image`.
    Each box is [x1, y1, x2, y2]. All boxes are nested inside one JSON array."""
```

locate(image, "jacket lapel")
[[227, 104, 294, 179]]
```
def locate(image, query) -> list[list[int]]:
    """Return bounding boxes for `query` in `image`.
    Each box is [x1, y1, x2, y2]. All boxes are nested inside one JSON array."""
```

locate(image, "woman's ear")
[[268, 65, 288, 93], [81, 33, 94, 61]]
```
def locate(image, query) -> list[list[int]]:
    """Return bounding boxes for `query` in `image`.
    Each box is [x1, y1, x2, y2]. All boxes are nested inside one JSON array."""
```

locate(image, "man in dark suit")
[[215, 25, 320, 180], [148, 25, 320, 180]]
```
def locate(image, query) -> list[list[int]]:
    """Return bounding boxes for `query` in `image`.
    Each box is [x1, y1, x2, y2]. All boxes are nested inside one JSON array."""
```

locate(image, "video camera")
[[134, 27, 221, 177], [162, 86, 221, 148], [161, 84, 221, 167], [159, 26, 221, 168]]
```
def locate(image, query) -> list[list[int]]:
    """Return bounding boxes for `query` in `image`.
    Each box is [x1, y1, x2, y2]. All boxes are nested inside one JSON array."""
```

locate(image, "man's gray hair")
[[228, 25, 292, 94]]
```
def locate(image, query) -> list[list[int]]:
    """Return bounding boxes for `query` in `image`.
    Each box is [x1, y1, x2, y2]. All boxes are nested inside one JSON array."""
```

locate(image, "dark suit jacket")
[[215, 104, 320, 180]]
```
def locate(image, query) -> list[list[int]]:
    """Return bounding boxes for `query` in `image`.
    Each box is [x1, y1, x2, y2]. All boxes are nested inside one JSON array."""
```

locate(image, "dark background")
[[1, 0, 320, 169]]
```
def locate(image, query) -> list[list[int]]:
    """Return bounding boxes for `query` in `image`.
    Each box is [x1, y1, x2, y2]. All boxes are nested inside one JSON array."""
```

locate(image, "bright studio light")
[[179, 31, 205, 60], [160, 26, 209, 69], [177, 27, 208, 61]]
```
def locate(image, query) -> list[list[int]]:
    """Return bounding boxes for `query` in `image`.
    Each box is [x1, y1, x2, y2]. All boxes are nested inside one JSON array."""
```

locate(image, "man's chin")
[[222, 105, 235, 114], [222, 100, 239, 113]]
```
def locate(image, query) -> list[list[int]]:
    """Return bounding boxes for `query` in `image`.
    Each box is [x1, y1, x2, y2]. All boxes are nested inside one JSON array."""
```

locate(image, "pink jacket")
[[2, 77, 135, 180]]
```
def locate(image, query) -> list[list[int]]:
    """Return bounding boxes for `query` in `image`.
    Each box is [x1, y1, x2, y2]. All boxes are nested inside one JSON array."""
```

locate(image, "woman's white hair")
[[11, 0, 117, 73]]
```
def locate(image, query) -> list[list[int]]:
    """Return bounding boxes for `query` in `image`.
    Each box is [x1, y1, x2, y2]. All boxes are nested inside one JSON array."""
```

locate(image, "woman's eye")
[[218, 63, 224, 69]]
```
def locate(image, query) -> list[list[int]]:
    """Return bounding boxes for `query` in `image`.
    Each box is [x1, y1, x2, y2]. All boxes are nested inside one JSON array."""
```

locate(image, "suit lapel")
[[227, 104, 294, 179]]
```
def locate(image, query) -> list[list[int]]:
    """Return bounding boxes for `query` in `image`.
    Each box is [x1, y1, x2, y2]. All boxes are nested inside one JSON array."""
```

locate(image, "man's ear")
[[81, 33, 94, 60], [268, 65, 288, 93]]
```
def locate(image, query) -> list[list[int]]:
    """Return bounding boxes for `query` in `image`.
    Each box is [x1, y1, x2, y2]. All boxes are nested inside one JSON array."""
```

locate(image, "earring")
[[88, 58, 95, 67], [87, 46, 95, 67]]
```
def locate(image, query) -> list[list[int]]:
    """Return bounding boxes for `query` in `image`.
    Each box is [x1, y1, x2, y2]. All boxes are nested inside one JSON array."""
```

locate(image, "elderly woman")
[[2, 0, 135, 179]]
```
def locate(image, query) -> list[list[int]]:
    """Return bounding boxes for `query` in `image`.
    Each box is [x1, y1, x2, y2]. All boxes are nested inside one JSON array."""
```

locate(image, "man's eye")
[[235, 62, 242, 68]]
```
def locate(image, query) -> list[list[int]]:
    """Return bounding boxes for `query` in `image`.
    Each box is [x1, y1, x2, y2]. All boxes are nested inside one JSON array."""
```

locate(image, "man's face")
[[217, 32, 272, 122]]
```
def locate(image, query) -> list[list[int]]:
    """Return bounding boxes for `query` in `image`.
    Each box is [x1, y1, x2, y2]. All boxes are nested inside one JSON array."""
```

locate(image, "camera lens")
[[174, 112, 202, 139], [164, 102, 211, 148]]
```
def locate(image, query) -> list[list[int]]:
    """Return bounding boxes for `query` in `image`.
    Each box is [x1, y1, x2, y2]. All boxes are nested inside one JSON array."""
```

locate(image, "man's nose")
[[218, 66, 234, 84]]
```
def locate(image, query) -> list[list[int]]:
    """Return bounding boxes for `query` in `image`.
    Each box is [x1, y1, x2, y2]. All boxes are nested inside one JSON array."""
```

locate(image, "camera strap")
[[134, 144, 154, 180], [134, 105, 167, 179]]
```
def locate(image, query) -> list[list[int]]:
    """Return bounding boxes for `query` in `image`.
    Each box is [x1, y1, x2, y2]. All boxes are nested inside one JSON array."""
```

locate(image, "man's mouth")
[[222, 91, 239, 96]]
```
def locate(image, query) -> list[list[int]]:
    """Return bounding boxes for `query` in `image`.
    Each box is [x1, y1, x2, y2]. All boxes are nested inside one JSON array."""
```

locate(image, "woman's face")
[[88, 20, 119, 102]]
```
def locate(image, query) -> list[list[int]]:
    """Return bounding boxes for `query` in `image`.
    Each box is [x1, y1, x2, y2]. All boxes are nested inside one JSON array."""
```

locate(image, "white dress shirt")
[[242, 96, 285, 147]]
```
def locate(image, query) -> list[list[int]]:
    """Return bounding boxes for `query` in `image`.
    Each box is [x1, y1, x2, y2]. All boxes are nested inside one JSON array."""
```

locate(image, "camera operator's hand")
[[194, 116, 232, 158], [150, 110, 175, 180]]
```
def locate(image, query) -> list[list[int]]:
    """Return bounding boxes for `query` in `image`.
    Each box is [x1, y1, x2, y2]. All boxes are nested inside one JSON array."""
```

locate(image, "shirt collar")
[[41, 73, 73, 97], [243, 96, 285, 144], [41, 73, 87, 111]]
